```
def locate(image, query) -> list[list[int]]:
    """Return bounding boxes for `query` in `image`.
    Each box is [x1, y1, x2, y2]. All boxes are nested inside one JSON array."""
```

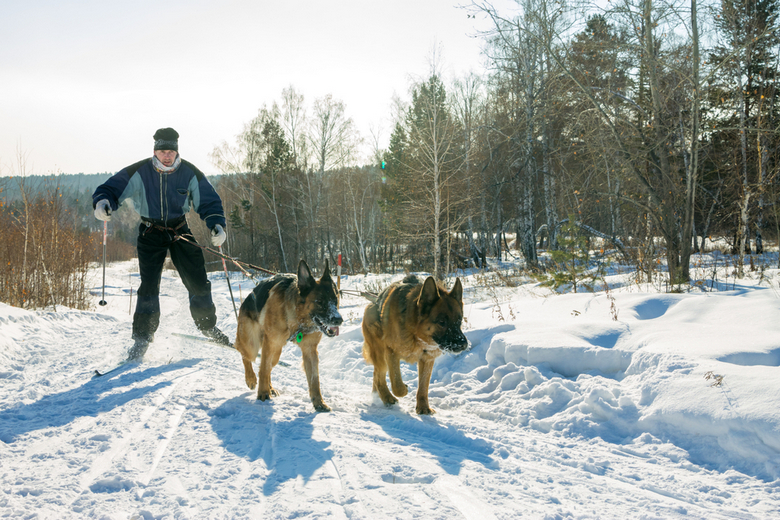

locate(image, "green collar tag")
[[296, 331, 303, 343]]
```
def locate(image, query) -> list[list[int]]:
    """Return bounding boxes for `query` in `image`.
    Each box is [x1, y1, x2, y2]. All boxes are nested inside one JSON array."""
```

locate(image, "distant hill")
[[0, 173, 113, 201], [0, 172, 227, 202]]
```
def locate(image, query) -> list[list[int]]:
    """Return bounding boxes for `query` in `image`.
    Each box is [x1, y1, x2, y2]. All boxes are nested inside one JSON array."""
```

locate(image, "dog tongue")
[[329, 326, 340, 336]]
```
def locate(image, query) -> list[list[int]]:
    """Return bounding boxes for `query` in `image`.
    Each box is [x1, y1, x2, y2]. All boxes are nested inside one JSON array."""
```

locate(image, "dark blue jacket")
[[92, 158, 226, 230]]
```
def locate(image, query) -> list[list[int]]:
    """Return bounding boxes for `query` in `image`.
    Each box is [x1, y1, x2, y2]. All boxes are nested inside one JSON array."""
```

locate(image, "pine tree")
[[710, 0, 780, 263]]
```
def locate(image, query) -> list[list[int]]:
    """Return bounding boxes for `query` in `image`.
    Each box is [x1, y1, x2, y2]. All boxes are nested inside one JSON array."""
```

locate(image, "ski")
[[93, 360, 139, 378], [171, 332, 235, 349], [94, 332, 291, 377]]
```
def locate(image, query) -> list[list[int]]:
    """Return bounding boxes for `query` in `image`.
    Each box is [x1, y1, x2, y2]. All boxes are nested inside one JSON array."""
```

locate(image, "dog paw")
[[392, 384, 409, 397], [246, 378, 257, 390], [257, 389, 276, 401], [373, 389, 398, 407], [313, 402, 331, 413], [416, 405, 436, 415]]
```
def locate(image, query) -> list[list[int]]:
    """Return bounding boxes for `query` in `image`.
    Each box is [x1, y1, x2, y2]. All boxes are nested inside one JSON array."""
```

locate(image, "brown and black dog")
[[362, 275, 468, 414], [234, 260, 342, 412]]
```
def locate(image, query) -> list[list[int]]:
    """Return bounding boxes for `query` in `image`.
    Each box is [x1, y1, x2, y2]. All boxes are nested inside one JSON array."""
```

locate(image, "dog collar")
[[290, 324, 318, 343], [289, 329, 304, 343]]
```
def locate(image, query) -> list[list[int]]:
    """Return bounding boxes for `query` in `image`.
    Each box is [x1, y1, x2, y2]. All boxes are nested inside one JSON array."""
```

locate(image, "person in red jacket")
[[93, 128, 231, 360]]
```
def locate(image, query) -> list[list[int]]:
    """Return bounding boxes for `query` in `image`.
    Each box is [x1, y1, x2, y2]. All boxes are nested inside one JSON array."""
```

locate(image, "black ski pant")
[[132, 220, 217, 342]]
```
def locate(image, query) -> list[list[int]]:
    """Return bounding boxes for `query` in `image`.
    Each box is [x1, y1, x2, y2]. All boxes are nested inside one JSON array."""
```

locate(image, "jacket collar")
[[152, 155, 181, 174]]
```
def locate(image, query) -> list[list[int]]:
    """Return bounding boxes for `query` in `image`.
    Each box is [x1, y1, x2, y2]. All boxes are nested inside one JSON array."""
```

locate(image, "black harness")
[[141, 216, 188, 235]]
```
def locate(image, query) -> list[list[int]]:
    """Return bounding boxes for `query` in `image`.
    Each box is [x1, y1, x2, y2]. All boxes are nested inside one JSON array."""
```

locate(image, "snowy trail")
[[1, 259, 779, 518]]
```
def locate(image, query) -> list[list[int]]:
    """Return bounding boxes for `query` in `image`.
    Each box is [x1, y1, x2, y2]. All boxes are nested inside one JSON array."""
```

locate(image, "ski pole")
[[220, 245, 239, 321], [99, 220, 108, 306]]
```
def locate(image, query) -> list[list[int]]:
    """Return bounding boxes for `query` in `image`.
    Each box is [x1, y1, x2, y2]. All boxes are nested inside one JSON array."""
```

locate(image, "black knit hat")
[[153, 127, 179, 151]]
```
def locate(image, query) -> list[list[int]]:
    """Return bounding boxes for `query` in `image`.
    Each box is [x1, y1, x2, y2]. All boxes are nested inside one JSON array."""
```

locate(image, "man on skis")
[[92, 127, 231, 359]]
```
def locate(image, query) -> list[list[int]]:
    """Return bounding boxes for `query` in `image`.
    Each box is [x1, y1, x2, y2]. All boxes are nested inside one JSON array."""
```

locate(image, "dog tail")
[[361, 301, 381, 366]]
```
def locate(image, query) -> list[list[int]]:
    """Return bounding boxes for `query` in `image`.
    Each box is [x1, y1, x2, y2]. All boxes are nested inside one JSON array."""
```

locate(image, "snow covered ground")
[[1, 253, 780, 519]]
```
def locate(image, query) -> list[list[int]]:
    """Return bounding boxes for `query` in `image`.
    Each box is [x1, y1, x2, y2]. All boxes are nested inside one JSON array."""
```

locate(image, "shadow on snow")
[[0, 360, 200, 444], [360, 409, 496, 475], [209, 395, 333, 497]]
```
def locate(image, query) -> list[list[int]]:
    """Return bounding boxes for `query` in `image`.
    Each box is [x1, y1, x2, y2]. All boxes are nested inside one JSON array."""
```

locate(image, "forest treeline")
[[2, 0, 780, 310], [208, 0, 780, 284]]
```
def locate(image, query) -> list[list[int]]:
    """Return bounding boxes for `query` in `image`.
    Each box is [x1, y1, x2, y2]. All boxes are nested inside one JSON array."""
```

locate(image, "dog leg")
[[265, 342, 285, 397], [235, 319, 262, 391], [242, 356, 257, 390], [387, 349, 408, 398], [256, 342, 278, 401], [362, 313, 397, 406], [300, 337, 330, 412], [415, 357, 436, 415], [372, 354, 398, 407]]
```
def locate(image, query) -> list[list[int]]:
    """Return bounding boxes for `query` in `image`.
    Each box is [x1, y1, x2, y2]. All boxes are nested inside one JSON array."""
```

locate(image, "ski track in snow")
[[1, 260, 779, 519]]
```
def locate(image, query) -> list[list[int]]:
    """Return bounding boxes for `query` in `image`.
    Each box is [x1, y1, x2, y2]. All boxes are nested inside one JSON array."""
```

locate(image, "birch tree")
[[307, 95, 361, 264], [401, 73, 465, 278], [479, 0, 706, 283], [710, 0, 780, 273], [452, 72, 488, 267]]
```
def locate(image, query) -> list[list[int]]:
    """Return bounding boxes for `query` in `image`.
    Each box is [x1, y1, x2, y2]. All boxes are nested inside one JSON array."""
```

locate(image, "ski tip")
[[93, 360, 137, 379]]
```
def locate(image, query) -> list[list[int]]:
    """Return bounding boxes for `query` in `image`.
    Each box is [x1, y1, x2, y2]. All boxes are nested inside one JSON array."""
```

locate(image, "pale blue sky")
[[1, 0, 514, 176]]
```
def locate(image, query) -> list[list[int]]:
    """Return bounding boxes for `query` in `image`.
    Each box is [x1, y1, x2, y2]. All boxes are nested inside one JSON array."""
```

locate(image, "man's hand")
[[211, 224, 226, 247], [94, 199, 112, 221]]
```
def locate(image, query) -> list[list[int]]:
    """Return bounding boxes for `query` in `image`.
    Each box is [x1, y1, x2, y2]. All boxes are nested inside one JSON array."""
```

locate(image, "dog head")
[[298, 259, 342, 337], [416, 277, 468, 353]]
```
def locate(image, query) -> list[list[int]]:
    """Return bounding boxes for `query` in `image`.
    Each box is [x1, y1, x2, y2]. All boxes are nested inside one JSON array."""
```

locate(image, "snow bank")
[[0, 302, 34, 366], [427, 284, 780, 482], [2, 260, 780, 518]]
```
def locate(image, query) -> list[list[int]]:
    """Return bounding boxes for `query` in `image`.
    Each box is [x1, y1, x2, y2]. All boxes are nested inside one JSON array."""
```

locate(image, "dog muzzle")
[[433, 328, 469, 353], [314, 313, 342, 337]]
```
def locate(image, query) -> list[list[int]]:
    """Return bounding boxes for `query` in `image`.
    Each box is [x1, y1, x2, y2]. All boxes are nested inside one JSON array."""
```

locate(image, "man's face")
[[154, 149, 177, 167]]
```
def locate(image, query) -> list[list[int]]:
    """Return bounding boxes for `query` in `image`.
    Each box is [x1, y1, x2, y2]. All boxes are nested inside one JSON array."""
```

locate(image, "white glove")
[[211, 224, 226, 247], [94, 199, 112, 221]]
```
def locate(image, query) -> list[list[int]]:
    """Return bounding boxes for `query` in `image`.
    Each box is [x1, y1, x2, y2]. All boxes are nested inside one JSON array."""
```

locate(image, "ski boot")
[[201, 326, 232, 347], [127, 336, 151, 360]]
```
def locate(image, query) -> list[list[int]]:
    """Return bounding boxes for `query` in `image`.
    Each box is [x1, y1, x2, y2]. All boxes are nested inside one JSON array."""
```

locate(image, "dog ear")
[[418, 276, 440, 312], [298, 260, 315, 292], [321, 259, 331, 281], [450, 278, 463, 303]]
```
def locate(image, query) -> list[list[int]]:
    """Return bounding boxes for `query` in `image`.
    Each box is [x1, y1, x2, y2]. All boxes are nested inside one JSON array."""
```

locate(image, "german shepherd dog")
[[362, 275, 468, 414], [235, 260, 342, 412]]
